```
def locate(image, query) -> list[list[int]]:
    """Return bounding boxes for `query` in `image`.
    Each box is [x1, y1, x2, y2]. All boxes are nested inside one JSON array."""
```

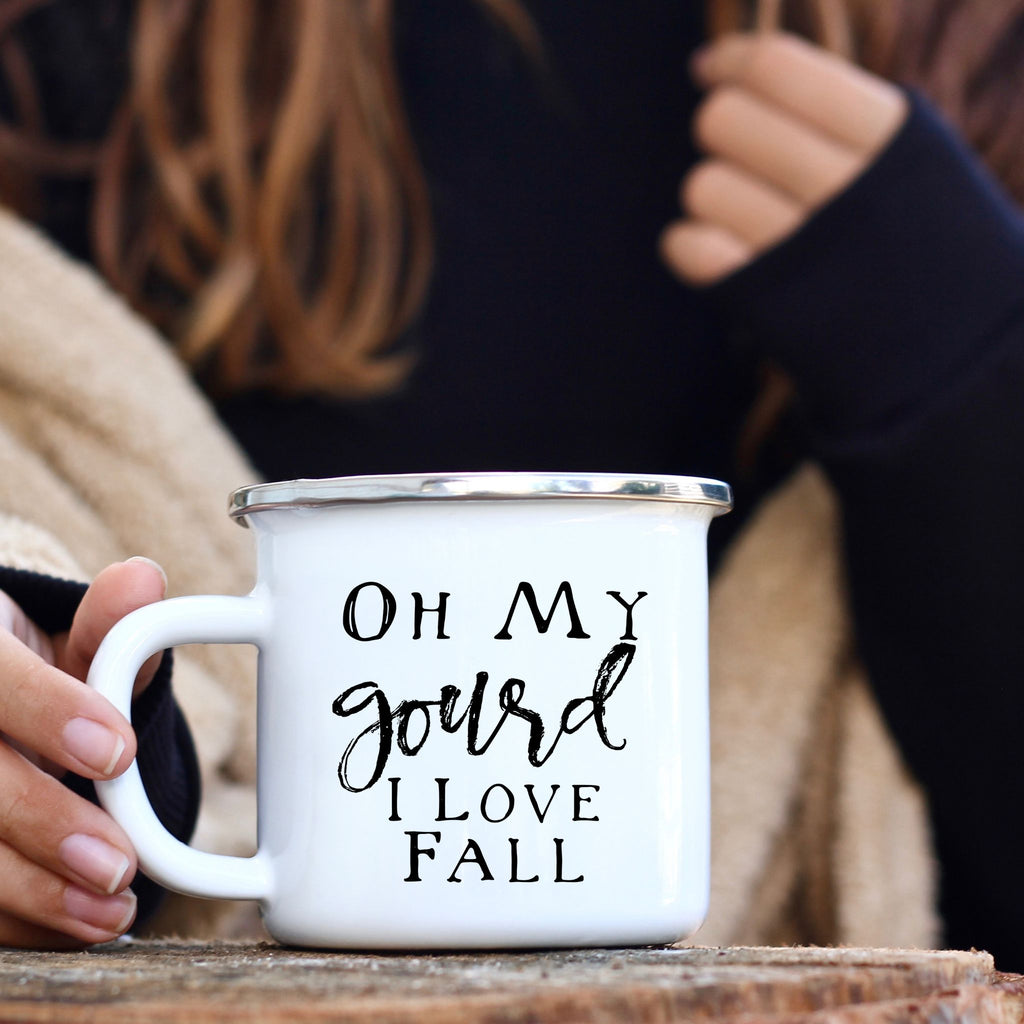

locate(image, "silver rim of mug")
[[229, 472, 733, 524]]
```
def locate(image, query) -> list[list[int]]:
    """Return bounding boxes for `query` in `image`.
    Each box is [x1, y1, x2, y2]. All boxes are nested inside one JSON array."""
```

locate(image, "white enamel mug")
[[88, 472, 731, 949]]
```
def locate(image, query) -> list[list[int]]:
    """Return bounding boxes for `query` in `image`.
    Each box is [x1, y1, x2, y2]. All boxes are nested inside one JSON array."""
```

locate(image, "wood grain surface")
[[0, 943, 1014, 1024]]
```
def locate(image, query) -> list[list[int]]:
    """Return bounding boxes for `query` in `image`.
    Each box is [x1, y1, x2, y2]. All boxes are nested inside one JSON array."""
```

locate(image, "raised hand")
[[661, 31, 907, 285]]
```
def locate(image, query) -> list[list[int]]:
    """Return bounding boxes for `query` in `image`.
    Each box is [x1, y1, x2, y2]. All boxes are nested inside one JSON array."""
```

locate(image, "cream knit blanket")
[[0, 208, 937, 946]]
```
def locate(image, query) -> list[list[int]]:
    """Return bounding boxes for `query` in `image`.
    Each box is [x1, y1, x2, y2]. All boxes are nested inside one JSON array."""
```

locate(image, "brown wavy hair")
[[0, 0, 1022, 399], [0, 0, 538, 397]]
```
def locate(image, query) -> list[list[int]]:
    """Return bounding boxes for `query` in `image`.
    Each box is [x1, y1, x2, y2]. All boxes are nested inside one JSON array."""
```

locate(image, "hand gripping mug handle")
[[86, 593, 272, 902]]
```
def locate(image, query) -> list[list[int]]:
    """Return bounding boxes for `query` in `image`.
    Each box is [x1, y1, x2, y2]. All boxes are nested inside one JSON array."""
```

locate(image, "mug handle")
[[86, 593, 272, 902]]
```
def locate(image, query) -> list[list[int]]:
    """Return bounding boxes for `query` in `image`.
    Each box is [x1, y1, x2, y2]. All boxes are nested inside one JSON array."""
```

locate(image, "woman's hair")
[[709, 0, 853, 53], [0, 0, 1022, 399], [0, 0, 538, 398]]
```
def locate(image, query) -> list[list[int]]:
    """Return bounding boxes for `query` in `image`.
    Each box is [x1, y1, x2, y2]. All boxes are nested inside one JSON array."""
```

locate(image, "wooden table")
[[0, 943, 1019, 1024]]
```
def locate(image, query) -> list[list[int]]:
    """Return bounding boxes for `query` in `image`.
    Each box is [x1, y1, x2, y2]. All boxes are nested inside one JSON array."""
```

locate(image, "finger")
[[694, 86, 863, 206], [0, 591, 60, 772], [682, 158, 804, 251], [60, 558, 167, 695], [0, 741, 136, 896], [0, 840, 135, 946], [0, 629, 136, 779], [692, 32, 907, 154], [660, 219, 753, 285]]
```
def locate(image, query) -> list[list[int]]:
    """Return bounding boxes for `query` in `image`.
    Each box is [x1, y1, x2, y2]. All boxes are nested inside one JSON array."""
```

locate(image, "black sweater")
[[9, 0, 1024, 966]]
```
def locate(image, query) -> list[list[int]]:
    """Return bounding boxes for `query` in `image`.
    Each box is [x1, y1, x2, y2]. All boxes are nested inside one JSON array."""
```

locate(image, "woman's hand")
[[661, 31, 908, 285], [0, 558, 166, 948]]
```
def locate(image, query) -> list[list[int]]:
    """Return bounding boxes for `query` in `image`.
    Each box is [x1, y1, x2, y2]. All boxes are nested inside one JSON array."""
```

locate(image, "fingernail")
[[64, 885, 136, 935], [59, 834, 131, 895], [63, 718, 126, 776], [126, 556, 167, 592]]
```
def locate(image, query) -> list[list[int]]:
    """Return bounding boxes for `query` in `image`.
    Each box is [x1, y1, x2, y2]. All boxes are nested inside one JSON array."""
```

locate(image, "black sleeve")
[[0, 566, 200, 928], [707, 93, 1024, 970]]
